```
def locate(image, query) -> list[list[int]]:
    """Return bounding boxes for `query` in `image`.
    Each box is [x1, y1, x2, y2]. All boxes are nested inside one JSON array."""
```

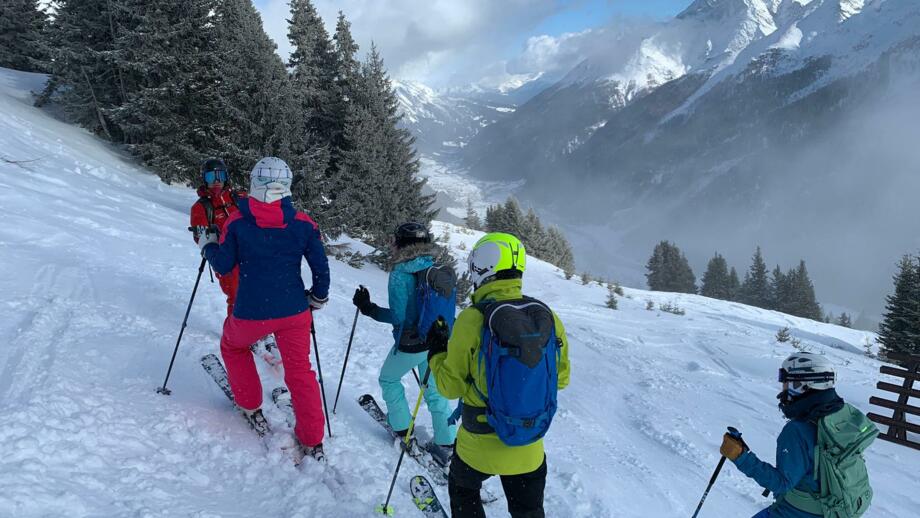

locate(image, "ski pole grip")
[[727, 426, 742, 439]]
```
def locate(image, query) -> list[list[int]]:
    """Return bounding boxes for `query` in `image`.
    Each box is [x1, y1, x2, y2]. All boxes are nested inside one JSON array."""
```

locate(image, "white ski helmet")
[[250, 157, 293, 203], [779, 352, 836, 394]]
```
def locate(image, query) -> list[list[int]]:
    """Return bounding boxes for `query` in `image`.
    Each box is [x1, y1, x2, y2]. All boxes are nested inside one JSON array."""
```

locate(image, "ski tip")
[[358, 393, 374, 404]]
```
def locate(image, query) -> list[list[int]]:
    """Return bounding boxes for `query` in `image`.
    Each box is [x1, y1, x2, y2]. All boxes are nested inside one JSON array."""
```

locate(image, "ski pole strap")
[[459, 402, 495, 435]]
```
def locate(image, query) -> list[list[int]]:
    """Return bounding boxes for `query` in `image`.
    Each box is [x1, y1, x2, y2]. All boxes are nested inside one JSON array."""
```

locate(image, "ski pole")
[[691, 426, 743, 518], [333, 307, 360, 414], [412, 367, 420, 386], [311, 317, 332, 438], [377, 360, 434, 516], [157, 256, 207, 395]]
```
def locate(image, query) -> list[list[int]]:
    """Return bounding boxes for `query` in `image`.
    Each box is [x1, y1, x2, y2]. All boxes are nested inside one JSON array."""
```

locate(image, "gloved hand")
[[197, 225, 219, 256], [308, 292, 328, 311], [352, 286, 375, 316], [720, 433, 747, 461], [426, 318, 450, 362]]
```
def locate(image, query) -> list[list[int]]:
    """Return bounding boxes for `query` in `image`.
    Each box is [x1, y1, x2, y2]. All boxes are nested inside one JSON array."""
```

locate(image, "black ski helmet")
[[200, 157, 228, 184], [393, 222, 431, 248]]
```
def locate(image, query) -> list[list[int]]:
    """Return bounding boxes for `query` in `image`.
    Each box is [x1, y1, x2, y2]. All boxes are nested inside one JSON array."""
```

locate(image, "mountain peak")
[[678, 0, 774, 22]]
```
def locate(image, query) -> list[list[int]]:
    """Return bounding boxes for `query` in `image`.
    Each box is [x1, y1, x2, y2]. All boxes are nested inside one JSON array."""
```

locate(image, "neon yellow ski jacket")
[[429, 278, 570, 475]]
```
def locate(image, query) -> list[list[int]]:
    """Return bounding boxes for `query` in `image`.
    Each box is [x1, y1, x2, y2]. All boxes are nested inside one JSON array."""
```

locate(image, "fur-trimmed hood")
[[389, 242, 441, 270]]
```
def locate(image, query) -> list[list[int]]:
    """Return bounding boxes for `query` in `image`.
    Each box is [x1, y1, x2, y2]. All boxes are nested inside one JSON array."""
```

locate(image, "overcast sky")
[[253, 0, 690, 87]]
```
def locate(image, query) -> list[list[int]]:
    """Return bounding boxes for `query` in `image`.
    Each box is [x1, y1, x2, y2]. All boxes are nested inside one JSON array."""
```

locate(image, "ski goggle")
[[777, 368, 835, 384], [203, 169, 228, 184], [251, 176, 292, 188]]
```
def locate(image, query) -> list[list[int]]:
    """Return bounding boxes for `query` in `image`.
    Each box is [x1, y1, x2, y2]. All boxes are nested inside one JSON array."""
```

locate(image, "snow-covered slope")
[[1, 68, 917, 517]]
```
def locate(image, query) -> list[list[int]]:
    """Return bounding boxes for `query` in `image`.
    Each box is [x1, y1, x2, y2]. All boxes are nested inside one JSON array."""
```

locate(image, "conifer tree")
[[0, 0, 48, 72], [112, 0, 221, 181], [38, 0, 127, 139], [741, 247, 771, 308], [522, 208, 548, 259], [464, 199, 481, 230], [547, 226, 576, 273], [211, 0, 292, 178], [836, 313, 852, 328], [771, 265, 790, 313], [701, 252, 731, 300], [287, 0, 338, 194], [785, 260, 822, 320], [877, 255, 920, 359], [728, 267, 741, 301], [646, 241, 696, 294]]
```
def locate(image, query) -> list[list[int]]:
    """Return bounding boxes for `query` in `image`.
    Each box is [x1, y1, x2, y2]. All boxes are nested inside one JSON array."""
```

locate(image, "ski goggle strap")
[[778, 368, 835, 383], [203, 169, 228, 184]]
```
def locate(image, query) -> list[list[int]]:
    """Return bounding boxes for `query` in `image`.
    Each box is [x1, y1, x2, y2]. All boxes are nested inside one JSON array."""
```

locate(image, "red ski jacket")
[[190, 186, 245, 242]]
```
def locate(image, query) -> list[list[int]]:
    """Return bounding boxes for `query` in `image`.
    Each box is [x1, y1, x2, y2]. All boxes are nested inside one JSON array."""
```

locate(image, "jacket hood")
[[389, 243, 441, 272], [779, 387, 845, 422], [239, 196, 295, 229]]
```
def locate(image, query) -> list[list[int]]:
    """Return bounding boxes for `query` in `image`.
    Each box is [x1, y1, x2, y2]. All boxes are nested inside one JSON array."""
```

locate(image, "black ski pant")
[[448, 453, 547, 518]]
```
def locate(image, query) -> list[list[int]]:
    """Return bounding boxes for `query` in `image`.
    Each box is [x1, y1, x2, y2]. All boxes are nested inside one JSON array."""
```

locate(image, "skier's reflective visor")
[[203, 169, 228, 184]]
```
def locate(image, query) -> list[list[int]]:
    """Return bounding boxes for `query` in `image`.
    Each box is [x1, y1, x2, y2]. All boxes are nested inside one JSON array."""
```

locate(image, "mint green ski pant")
[[378, 347, 457, 446]]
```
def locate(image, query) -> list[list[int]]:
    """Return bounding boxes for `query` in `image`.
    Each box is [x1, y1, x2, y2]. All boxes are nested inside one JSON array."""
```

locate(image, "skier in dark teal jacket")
[[721, 352, 841, 518], [352, 223, 457, 454]]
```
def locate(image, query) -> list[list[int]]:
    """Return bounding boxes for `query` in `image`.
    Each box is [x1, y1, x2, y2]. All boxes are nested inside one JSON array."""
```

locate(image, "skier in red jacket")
[[190, 158, 244, 317]]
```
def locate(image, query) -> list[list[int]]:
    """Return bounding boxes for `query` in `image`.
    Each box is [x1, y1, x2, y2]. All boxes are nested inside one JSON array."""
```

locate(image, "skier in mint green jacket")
[[352, 222, 457, 456]]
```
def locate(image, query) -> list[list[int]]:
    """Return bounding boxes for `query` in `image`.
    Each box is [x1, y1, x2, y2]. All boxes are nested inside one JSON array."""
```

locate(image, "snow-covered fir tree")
[[38, 0, 127, 139], [111, 0, 221, 180], [211, 0, 293, 179], [0, 0, 48, 73]]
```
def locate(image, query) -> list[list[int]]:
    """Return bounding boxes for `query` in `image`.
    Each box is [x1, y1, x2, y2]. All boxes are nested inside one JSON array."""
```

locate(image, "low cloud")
[[256, 0, 575, 86]]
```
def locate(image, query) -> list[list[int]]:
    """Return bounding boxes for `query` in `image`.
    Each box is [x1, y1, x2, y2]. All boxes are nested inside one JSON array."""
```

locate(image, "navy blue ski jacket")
[[202, 196, 329, 320]]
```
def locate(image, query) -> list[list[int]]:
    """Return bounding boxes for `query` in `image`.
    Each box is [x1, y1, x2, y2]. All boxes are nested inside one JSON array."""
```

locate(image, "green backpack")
[[783, 403, 879, 518]]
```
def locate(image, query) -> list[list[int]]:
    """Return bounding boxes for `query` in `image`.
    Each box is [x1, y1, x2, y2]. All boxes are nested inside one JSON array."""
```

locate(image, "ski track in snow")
[[1, 67, 918, 517]]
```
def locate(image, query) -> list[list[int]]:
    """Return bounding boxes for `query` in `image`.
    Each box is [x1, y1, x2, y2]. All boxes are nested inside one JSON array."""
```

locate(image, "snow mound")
[[0, 67, 917, 516]]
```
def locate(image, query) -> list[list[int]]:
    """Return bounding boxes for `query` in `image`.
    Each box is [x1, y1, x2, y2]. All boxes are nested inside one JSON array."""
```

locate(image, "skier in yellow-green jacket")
[[427, 232, 570, 518]]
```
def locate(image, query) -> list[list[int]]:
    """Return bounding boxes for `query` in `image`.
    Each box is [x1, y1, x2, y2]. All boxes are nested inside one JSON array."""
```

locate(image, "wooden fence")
[[868, 352, 920, 451]]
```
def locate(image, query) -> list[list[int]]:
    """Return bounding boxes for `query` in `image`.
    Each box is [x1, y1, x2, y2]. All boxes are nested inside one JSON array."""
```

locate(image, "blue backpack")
[[398, 265, 458, 353], [470, 297, 560, 446]]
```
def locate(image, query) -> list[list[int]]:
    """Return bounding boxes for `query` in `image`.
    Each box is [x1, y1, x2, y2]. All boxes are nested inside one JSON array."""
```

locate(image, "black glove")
[[426, 318, 450, 362], [352, 286, 375, 316]]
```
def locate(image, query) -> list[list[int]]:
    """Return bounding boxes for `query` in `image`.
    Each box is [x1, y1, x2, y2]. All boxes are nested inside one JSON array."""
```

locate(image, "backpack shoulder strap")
[[197, 196, 214, 226]]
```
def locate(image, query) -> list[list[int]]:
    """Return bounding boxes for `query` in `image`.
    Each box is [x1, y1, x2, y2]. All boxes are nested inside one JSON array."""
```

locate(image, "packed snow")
[[1, 67, 917, 517]]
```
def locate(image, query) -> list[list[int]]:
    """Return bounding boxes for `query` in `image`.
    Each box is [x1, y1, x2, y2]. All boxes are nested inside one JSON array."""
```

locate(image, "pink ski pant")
[[220, 310, 324, 446]]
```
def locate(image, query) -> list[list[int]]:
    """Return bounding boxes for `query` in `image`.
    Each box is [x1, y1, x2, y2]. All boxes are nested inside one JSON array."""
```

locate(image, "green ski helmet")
[[468, 232, 526, 289]]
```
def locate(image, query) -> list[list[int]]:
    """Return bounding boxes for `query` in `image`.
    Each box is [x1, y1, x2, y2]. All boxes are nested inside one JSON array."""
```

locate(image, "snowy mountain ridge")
[[1, 67, 917, 517]]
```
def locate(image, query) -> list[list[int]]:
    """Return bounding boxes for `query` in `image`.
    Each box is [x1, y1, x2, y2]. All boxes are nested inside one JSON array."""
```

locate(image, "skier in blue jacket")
[[352, 222, 457, 459], [720, 352, 843, 518]]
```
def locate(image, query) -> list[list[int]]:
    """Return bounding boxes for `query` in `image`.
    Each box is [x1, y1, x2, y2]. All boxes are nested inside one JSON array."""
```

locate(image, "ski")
[[251, 336, 283, 379], [271, 386, 329, 466], [410, 475, 449, 518], [272, 386, 295, 429], [200, 354, 271, 442], [358, 394, 449, 486]]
